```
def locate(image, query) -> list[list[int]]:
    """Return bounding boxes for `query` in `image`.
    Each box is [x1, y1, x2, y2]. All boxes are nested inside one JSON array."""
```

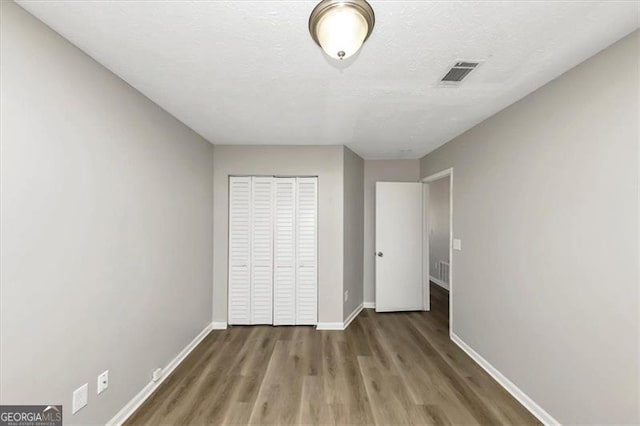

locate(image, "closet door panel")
[[228, 177, 252, 325], [296, 177, 318, 325], [251, 177, 274, 324], [273, 178, 296, 325]]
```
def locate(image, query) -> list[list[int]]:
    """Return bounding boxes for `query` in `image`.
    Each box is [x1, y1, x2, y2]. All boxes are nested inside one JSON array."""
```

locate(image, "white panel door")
[[375, 182, 424, 312], [228, 177, 252, 324], [273, 178, 296, 325], [251, 177, 274, 324], [295, 177, 318, 325]]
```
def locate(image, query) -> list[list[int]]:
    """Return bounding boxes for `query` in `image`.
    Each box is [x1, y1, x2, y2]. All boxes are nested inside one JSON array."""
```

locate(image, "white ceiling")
[[17, 1, 639, 159]]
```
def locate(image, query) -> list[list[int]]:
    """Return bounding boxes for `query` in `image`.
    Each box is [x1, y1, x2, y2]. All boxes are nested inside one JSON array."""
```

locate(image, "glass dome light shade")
[[309, 0, 375, 60], [315, 6, 368, 60]]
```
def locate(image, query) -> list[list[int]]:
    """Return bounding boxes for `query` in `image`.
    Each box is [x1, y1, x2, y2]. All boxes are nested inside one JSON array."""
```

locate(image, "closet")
[[228, 176, 318, 326]]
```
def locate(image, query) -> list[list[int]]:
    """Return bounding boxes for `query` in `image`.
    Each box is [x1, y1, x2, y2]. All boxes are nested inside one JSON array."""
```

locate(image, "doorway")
[[422, 169, 453, 333]]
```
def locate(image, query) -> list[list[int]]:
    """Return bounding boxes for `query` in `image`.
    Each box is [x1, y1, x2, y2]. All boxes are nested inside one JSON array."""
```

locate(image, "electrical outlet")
[[152, 368, 162, 382], [72, 383, 88, 414], [344, 290, 349, 302], [97, 370, 109, 394]]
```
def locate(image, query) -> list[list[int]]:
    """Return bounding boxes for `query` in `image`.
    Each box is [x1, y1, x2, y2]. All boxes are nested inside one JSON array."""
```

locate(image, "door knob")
[[376, 251, 383, 257]]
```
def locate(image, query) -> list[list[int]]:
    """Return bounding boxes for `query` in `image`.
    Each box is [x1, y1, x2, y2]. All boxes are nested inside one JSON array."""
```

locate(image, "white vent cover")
[[438, 61, 481, 86]]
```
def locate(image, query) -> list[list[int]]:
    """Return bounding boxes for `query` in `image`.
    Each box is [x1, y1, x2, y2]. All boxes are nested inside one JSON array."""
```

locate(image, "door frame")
[[421, 168, 454, 336]]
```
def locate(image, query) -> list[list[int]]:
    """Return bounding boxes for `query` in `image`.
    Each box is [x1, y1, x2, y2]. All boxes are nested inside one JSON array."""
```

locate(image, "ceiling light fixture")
[[309, 0, 375, 60]]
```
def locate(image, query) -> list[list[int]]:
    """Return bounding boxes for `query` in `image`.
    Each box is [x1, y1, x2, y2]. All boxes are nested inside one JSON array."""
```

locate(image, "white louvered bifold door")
[[295, 177, 318, 325], [273, 178, 296, 325], [250, 177, 274, 324], [228, 177, 252, 325]]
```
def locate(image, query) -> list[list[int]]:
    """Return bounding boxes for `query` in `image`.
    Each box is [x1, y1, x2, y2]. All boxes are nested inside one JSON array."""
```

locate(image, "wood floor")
[[127, 284, 539, 425]]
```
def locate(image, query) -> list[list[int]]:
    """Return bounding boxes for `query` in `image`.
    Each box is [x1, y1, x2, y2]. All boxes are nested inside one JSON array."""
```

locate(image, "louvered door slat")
[[296, 177, 318, 325], [251, 177, 274, 324], [228, 177, 252, 325], [273, 178, 296, 325]]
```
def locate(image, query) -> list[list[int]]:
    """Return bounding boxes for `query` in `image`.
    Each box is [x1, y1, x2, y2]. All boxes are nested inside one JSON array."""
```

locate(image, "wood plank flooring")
[[127, 284, 539, 425]]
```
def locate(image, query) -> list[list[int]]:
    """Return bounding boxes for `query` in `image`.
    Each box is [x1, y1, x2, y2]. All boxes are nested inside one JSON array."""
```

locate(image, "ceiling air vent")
[[438, 61, 481, 86]]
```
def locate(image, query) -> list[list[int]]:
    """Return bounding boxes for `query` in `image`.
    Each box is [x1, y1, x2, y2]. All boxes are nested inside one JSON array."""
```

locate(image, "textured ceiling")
[[17, 1, 639, 159]]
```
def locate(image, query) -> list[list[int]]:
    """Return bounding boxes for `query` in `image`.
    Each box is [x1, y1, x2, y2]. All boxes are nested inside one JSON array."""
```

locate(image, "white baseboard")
[[363, 301, 375, 309], [106, 323, 214, 426], [316, 303, 364, 331], [316, 322, 344, 330], [343, 303, 363, 329], [211, 321, 228, 330], [450, 333, 560, 426], [429, 276, 450, 290]]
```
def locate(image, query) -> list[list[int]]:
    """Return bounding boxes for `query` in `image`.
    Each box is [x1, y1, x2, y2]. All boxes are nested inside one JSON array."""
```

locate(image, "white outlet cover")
[[72, 383, 88, 414], [344, 290, 349, 302], [152, 368, 163, 382], [97, 370, 109, 394], [453, 239, 462, 251]]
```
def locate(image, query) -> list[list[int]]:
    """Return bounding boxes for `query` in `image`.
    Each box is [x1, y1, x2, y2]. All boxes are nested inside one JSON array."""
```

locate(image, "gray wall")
[[0, 2, 214, 425], [420, 31, 639, 424], [212, 145, 345, 324], [343, 147, 364, 319], [428, 177, 450, 287], [363, 160, 420, 304]]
